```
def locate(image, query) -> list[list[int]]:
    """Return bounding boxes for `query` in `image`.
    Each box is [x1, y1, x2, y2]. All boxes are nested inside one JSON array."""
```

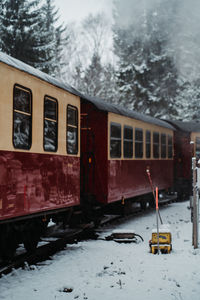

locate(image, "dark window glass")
[[196, 137, 200, 159], [168, 135, 173, 158], [67, 107, 77, 126], [13, 85, 32, 149], [135, 128, 143, 158], [124, 126, 133, 158], [44, 98, 57, 120], [161, 133, 166, 158], [146, 130, 151, 158], [110, 123, 121, 158], [44, 96, 58, 152], [13, 86, 31, 113], [153, 132, 160, 158], [67, 105, 78, 154]]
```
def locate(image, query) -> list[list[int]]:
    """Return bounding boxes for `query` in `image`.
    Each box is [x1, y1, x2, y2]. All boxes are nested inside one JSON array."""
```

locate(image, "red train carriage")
[[165, 120, 200, 199], [80, 96, 175, 210], [0, 52, 81, 258]]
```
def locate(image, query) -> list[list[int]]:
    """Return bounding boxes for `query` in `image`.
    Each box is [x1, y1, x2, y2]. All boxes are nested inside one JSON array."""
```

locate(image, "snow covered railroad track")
[[0, 195, 177, 278], [0, 223, 94, 278]]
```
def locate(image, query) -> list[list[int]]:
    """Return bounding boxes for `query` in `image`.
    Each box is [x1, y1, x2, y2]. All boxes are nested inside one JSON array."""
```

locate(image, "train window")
[[13, 85, 32, 149], [161, 133, 167, 158], [135, 128, 143, 158], [67, 105, 78, 154], [146, 130, 151, 158], [153, 132, 160, 158], [196, 137, 200, 159], [110, 123, 121, 158], [124, 126, 133, 158], [44, 96, 58, 152], [168, 135, 173, 158]]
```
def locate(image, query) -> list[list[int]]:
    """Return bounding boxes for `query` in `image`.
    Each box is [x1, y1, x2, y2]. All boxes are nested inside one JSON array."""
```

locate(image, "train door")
[[174, 131, 192, 197], [80, 112, 96, 201]]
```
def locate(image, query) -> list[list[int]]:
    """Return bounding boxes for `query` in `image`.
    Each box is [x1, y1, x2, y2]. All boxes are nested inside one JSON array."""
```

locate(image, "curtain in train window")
[[196, 137, 200, 159], [110, 123, 121, 158], [135, 128, 143, 158], [168, 135, 173, 158], [161, 133, 167, 158], [146, 130, 151, 158], [67, 105, 78, 154], [153, 132, 160, 158], [44, 96, 58, 152], [13, 85, 32, 149], [124, 126, 133, 158]]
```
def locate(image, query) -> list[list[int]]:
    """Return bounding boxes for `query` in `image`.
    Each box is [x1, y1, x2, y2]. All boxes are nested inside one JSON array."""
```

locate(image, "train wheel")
[[140, 200, 147, 210], [23, 220, 45, 253], [23, 235, 39, 253], [0, 225, 18, 261], [149, 198, 155, 208]]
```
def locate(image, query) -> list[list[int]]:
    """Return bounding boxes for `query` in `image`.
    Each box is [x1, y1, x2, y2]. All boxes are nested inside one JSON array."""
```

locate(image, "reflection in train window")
[[135, 128, 143, 158], [110, 123, 121, 158], [146, 130, 151, 158], [153, 132, 160, 158], [67, 105, 78, 154], [168, 135, 173, 158], [13, 85, 32, 149], [124, 126, 133, 158], [196, 137, 200, 159], [44, 96, 58, 152], [161, 133, 166, 158]]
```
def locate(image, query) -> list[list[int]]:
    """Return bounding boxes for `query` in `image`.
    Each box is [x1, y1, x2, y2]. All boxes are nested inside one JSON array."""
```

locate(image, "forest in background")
[[0, 0, 200, 121]]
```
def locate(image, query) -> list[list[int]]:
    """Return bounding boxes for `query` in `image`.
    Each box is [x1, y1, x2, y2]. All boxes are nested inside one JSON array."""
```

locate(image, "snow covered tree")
[[62, 13, 119, 102], [113, 0, 179, 118], [175, 79, 200, 121], [1, 0, 43, 65], [73, 52, 119, 103], [0, 1, 2, 48], [169, 0, 200, 121], [40, 0, 68, 76], [0, 0, 67, 75], [77, 53, 104, 95]]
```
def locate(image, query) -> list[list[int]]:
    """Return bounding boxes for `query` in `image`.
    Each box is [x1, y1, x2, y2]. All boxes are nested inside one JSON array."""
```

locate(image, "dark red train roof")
[[81, 95, 175, 130], [165, 120, 200, 133]]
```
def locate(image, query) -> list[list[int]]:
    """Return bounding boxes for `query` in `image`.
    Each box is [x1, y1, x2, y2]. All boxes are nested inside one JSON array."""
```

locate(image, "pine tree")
[[41, 0, 68, 76], [1, 0, 42, 64], [78, 53, 104, 95], [0, 0, 67, 75], [113, 0, 179, 118]]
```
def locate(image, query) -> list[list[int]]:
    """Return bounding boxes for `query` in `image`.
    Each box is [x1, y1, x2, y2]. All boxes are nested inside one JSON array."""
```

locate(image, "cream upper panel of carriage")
[[108, 112, 174, 160], [0, 62, 80, 156]]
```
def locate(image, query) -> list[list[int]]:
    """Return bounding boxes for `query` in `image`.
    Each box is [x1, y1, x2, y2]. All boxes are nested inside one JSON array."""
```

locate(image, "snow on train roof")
[[82, 94, 174, 130], [165, 120, 200, 133], [0, 51, 173, 130], [0, 51, 81, 97]]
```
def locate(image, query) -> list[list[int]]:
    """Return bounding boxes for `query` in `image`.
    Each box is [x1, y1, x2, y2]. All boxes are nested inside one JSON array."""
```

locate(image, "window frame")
[[67, 104, 78, 155], [13, 84, 32, 150], [153, 132, 160, 158], [168, 135, 173, 159], [43, 95, 58, 152], [135, 128, 143, 158], [123, 125, 133, 158], [110, 122, 122, 158], [145, 130, 151, 159], [161, 133, 167, 158]]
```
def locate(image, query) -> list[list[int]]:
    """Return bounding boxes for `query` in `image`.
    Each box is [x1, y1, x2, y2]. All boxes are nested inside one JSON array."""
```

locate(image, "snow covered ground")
[[0, 201, 200, 300]]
